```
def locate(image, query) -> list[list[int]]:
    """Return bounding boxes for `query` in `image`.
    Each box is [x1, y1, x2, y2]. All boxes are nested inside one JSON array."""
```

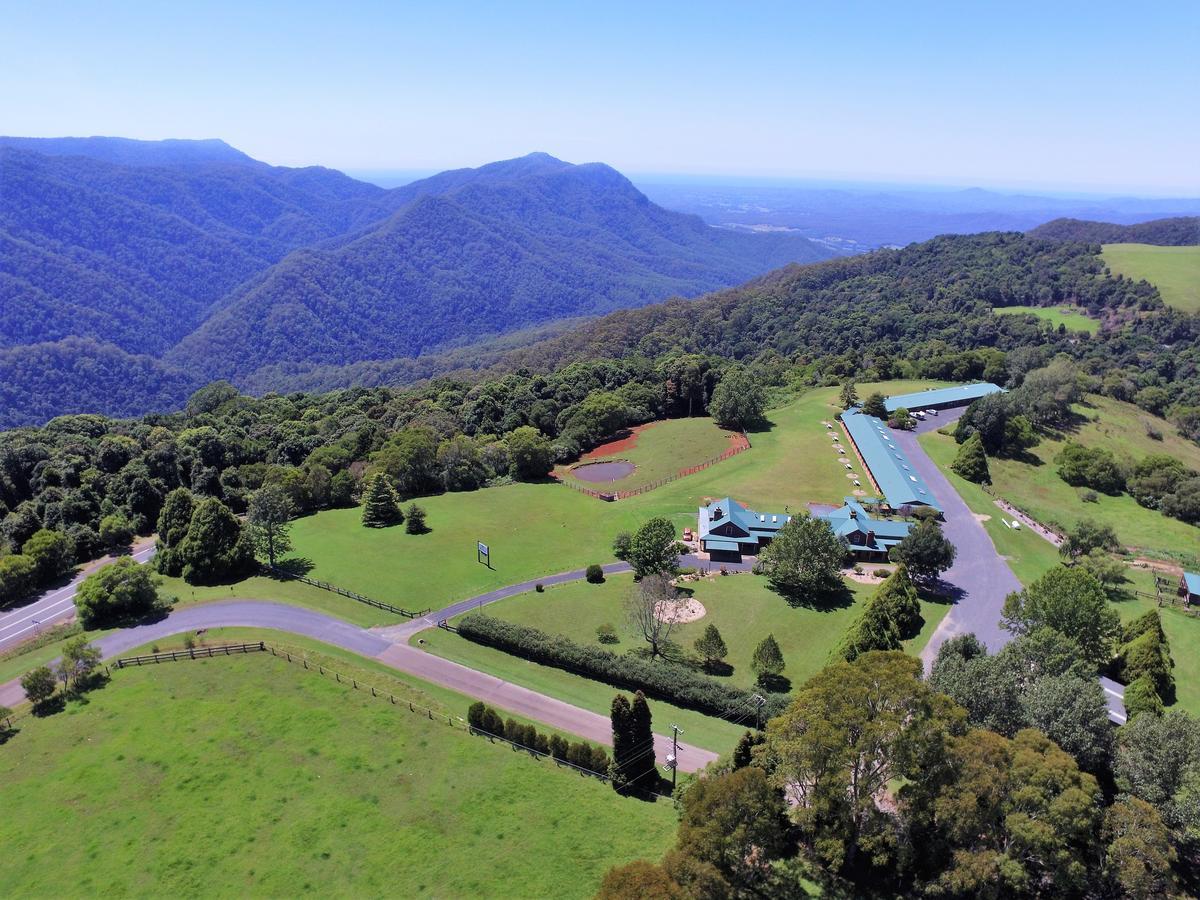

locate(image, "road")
[[0, 541, 156, 652], [894, 413, 1125, 723]]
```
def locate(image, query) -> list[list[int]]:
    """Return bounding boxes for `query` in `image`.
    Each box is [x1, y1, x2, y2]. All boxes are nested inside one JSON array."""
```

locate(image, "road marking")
[[1103, 686, 1124, 698], [0, 598, 78, 634]]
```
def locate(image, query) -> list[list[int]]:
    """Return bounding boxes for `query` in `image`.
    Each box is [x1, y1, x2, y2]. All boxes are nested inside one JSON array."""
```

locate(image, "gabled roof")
[[1185, 572, 1200, 596], [884, 382, 1004, 413], [839, 409, 941, 510], [821, 497, 912, 551], [698, 497, 791, 542]]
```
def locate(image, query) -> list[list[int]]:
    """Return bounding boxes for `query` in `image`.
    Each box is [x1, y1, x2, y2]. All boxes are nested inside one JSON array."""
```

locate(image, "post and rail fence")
[[113, 642, 267, 668], [266, 567, 429, 619]]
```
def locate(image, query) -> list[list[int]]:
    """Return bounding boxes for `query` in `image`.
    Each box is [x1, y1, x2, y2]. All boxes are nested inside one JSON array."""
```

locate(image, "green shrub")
[[458, 613, 787, 722], [596, 623, 619, 644], [1123, 675, 1164, 720], [585, 564, 605, 584], [535, 583, 544, 593]]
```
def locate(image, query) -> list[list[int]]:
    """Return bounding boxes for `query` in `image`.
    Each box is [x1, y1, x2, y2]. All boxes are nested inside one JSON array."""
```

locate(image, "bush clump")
[[467, 701, 609, 774], [458, 614, 787, 722], [585, 564, 605, 584]]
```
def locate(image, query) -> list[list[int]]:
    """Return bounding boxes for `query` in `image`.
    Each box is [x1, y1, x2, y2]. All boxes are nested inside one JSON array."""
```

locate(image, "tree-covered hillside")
[[0, 144, 830, 425], [1030, 216, 1200, 246], [165, 153, 830, 381]]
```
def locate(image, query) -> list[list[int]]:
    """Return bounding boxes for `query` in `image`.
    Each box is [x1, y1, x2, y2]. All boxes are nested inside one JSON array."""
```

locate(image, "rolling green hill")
[[1102, 243, 1200, 312], [1031, 215, 1199, 245]]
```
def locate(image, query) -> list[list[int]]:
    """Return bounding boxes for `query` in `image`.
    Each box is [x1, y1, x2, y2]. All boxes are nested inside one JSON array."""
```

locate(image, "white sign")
[[477, 542, 489, 556]]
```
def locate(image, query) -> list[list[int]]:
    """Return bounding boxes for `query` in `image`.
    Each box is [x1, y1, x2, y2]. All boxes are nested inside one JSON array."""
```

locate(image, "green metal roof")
[[884, 383, 1003, 413], [839, 410, 941, 510]]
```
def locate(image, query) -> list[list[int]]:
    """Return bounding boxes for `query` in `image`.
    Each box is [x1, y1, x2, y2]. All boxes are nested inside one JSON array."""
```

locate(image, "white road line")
[[1103, 686, 1124, 698], [0, 598, 78, 635]]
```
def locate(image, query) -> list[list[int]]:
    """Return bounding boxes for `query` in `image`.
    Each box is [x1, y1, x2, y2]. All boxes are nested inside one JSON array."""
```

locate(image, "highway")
[[0, 542, 156, 652]]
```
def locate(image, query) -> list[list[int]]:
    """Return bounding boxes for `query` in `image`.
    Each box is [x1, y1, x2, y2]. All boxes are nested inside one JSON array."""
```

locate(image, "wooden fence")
[[268, 567, 429, 619], [557, 431, 752, 502], [113, 642, 266, 668]]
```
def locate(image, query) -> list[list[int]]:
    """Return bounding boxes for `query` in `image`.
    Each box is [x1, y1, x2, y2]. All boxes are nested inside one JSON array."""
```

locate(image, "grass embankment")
[[555, 417, 739, 492], [924, 396, 1200, 565], [993, 305, 1099, 334], [1102, 243, 1200, 313], [0, 651, 674, 898]]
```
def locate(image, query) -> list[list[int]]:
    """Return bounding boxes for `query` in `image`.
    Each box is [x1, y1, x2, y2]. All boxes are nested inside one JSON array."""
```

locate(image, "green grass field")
[[287, 380, 944, 614], [924, 396, 1200, 564], [554, 416, 740, 492], [0, 652, 674, 898], [1103, 243, 1200, 313], [417, 567, 949, 755], [993, 305, 1099, 334]]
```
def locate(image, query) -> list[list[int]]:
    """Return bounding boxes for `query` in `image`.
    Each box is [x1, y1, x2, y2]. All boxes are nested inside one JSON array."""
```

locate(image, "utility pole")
[[751, 693, 766, 731], [668, 724, 682, 790]]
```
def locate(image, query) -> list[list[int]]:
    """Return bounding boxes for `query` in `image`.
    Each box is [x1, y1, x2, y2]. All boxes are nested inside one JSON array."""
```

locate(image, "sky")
[[2, 1, 1198, 194]]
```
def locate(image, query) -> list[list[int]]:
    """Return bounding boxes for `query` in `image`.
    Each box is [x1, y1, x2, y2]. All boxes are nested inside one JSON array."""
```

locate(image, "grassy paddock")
[[554, 417, 741, 492], [0, 651, 674, 898], [993, 304, 1099, 334], [287, 381, 946, 614], [1102, 243, 1200, 313], [924, 396, 1200, 563]]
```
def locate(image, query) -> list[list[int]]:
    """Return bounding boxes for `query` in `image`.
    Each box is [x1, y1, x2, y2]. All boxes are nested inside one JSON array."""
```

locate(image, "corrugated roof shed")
[[840, 409, 941, 510], [884, 382, 1004, 413], [1185, 572, 1200, 597]]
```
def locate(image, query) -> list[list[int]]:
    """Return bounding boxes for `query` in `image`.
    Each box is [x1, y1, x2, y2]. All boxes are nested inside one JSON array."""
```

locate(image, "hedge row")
[[458, 614, 788, 722], [1111, 610, 1175, 718], [466, 701, 610, 774]]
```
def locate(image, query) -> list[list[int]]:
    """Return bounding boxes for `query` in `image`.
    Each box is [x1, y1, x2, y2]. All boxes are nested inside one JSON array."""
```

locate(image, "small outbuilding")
[[1182, 572, 1200, 605]]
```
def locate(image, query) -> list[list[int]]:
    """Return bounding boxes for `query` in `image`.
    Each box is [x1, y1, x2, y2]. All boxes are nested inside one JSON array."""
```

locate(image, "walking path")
[[895, 416, 1125, 722]]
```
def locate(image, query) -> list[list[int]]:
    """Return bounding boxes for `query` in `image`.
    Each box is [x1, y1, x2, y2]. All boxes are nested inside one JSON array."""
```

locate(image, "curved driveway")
[[0, 597, 718, 772]]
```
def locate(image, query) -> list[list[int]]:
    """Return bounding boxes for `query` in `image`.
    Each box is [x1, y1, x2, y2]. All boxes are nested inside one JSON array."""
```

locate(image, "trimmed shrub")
[[458, 613, 788, 722], [535, 583, 544, 593], [1123, 675, 1164, 720], [586, 564, 605, 584], [467, 701, 486, 731], [549, 734, 569, 760], [596, 623, 619, 644]]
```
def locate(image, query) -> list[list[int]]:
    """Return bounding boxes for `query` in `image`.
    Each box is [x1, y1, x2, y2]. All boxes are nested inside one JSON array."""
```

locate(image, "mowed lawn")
[[0, 654, 675, 899], [461, 572, 948, 692], [555, 417, 741, 492], [288, 381, 947, 614], [923, 395, 1200, 564], [1103, 243, 1200, 313], [993, 305, 1099, 334]]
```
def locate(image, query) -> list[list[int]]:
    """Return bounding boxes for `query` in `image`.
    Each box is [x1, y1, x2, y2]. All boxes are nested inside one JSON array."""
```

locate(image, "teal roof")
[[705, 539, 744, 552], [839, 409, 941, 510], [698, 497, 791, 543], [821, 498, 912, 552], [884, 383, 1003, 413], [1185, 573, 1200, 596]]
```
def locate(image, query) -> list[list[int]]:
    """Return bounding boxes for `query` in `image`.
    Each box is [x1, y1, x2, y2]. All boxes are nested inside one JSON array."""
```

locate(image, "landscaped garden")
[[0, 649, 675, 898]]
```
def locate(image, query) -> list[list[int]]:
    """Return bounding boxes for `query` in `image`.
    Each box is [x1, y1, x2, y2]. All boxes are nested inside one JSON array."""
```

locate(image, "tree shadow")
[[745, 416, 777, 436], [268, 557, 315, 578], [918, 579, 962, 606], [772, 581, 856, 611], [700, 660, 734, 678], [31, 696, 65, 717], [0, 724, 18, 745], [757, 673, 792, 693]]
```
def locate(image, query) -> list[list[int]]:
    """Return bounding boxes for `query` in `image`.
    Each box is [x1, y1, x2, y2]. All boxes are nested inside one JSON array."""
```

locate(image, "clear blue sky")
[[3, 0, 1197, 193]]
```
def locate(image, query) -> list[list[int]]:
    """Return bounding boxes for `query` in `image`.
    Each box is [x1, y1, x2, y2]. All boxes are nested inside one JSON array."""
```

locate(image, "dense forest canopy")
[[0, 141, 828, 426], [1030, 216, 1200, 246]]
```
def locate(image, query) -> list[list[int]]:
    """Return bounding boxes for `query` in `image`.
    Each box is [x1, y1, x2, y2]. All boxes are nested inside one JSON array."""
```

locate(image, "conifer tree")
[[694, 623, 729, 670], [361, 473, 402, 528], [610, 693, 634, 791], [629, 691, 657, 789], [951, 431, 991, 484], [404, 503, 428, 534], [751, 634, 785, 686], [839, 380, 859, 410]]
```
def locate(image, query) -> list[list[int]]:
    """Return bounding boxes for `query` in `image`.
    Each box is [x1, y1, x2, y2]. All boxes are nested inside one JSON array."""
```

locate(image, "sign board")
[[477, 542, 489, 556], [477, 540, 491, 568]]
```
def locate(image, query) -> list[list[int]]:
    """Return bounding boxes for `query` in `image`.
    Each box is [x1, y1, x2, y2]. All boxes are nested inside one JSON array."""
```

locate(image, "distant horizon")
[[5, 1, 1196, 195]]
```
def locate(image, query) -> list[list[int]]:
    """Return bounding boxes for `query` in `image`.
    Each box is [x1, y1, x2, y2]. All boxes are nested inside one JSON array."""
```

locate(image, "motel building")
[[696, 496, 911, 565]]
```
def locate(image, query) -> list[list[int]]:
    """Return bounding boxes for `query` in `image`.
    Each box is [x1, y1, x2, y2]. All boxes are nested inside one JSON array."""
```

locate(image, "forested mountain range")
[[0, 139, 829, 426], [1029, 216, 1200, 245]]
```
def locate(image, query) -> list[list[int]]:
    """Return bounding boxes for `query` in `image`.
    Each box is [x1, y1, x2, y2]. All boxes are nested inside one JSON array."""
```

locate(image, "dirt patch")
[[572, 460, 637, 483], [654, 597, 706, 624], [582, 422, 659, 460], [974, 513, 992, 523]]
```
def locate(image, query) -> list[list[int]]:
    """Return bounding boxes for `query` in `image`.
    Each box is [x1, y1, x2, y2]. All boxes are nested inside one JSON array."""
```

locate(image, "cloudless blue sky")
[[3, 1, 1197, 193]]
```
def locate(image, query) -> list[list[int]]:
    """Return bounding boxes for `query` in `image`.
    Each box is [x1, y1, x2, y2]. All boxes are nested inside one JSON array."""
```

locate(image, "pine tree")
[[361, 473, 402, 528], [405, 503, 428, 534], [839, 380, 859, 410], [694, 624, 729, 670], [751, 634, 785, 687], [874, 564, 922, 637], [628, 691, 657, 788], [951, 431, 991, 484], [610, 693, 634, 791]]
